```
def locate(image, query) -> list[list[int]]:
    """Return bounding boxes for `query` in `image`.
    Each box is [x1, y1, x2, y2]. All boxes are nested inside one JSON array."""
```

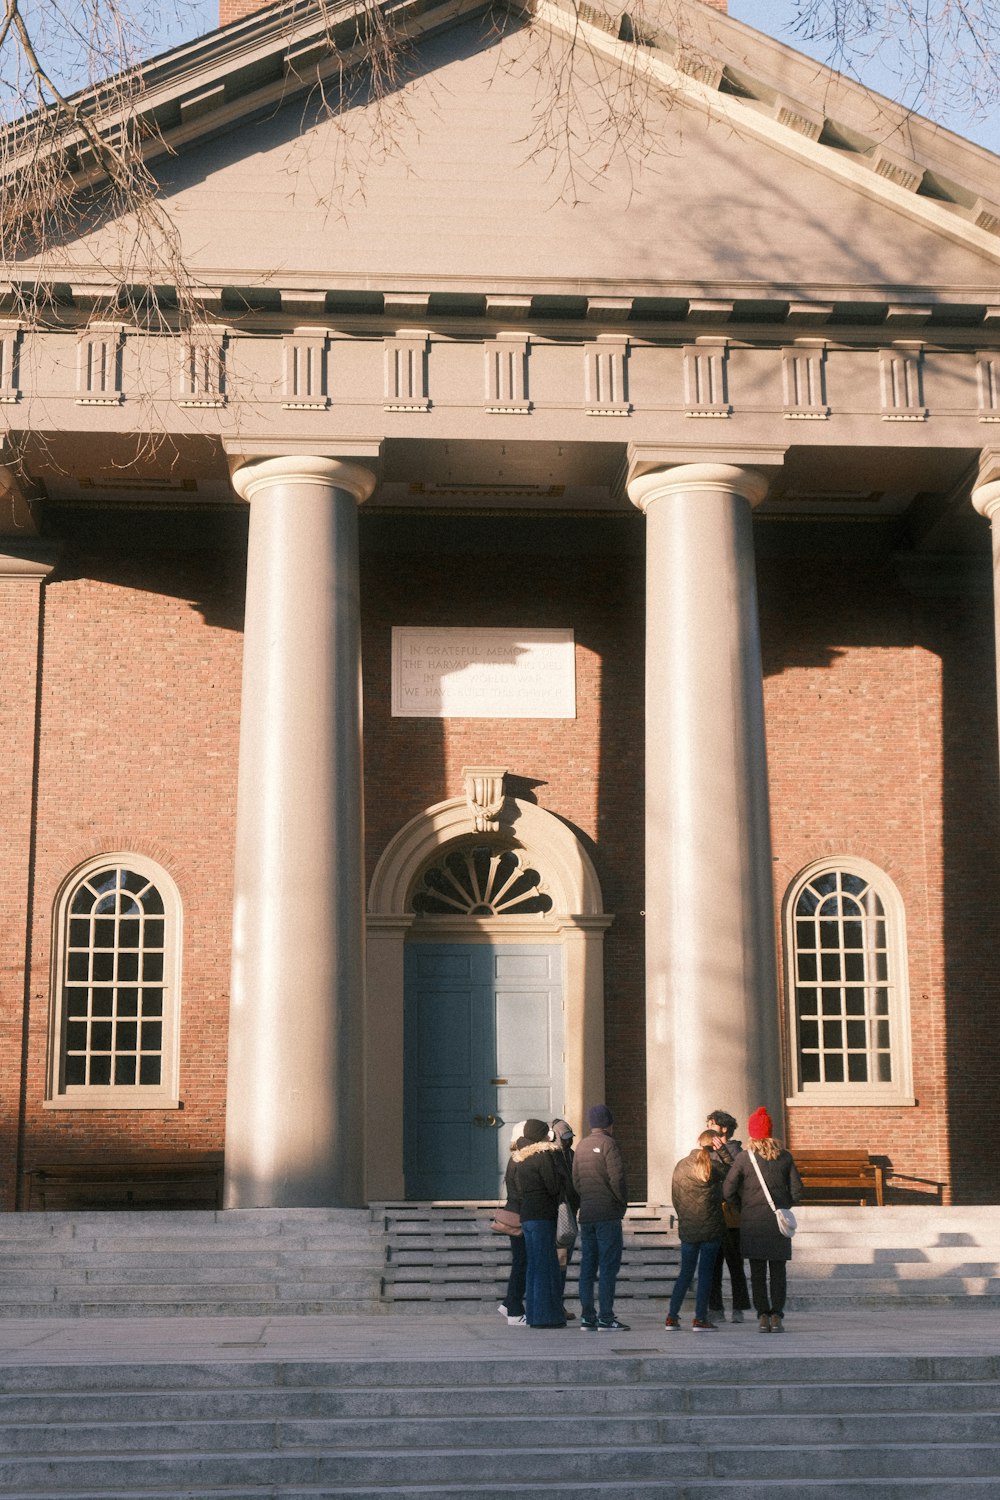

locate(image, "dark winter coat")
[[572, 1128, 627, 1223], [723, 1147, 803, 1262], [671, 1149, 727, 1244], [513, 1140, 570, 1222], [503, 1154, 522, 1215]]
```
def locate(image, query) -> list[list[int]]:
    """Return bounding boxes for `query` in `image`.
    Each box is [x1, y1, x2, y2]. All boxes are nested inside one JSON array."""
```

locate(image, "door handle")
[[473, 1114, 498, 1127]]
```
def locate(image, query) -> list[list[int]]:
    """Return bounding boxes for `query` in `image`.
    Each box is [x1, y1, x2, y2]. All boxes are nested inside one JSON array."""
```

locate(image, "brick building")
[[2, 0, 999, 1210]]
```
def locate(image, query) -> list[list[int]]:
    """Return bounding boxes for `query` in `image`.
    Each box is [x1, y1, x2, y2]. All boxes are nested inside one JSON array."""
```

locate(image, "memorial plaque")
[[391, 627, 575, 718]]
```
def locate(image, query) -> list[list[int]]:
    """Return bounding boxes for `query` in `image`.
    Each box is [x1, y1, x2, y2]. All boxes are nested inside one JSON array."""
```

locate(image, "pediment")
[[6, 0, 1000, 314]]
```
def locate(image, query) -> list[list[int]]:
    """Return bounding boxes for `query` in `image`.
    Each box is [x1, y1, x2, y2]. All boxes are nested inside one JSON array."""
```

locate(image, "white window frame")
[[46, 854, 182, 1110], [783, 856, 914, 1107]]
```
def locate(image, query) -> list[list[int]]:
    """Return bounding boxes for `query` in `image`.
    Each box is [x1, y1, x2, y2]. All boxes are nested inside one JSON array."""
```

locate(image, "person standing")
[[572, 1104, 630, 1332], [664, 1130, 727, 1332], [498, 1119, 527, 1326], [514, 1119, 569, 1328], [705, 1108, 752, 1325], [551, 1118, 578, 1321], [723, 1107, 803, 1333]]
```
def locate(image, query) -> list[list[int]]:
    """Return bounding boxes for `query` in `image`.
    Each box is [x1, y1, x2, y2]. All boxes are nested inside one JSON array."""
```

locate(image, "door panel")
[[404, 943, 562, 1200]]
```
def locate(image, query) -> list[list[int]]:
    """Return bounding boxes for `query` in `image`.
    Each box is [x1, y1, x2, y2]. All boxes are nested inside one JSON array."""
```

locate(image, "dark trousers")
[[709, 1225, 751, 1312], [749, 1258, 787, 1316], [522, 1219, 565, 1326], [504, 1233, 527, 1316], [577, 1218, 623, 1324]]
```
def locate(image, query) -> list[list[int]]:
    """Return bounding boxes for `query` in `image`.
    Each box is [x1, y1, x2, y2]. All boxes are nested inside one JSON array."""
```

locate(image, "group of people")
[[499, 1105, 629, 1330], [667, 1106, 803, 1333], [498, 1103, 802, 1334]]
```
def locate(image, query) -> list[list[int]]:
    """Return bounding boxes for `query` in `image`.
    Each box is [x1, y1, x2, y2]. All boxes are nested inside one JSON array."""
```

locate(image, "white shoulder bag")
[[748, 1150, 797, 1238]]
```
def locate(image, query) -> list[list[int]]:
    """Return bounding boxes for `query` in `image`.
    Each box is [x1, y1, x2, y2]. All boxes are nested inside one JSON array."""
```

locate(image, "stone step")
[[8, 1404, 1000, 1454], [0, 1377, 997, 1422], [0, 1350, 995, 1493], [0, 1205, 998, 1318], [5, 1485, 1000, 1500], [1, 1440, 998, 1490]]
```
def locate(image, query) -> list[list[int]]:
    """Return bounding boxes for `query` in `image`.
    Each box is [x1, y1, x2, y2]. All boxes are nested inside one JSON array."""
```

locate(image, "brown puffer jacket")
[[670, 1149, 727, 1244]]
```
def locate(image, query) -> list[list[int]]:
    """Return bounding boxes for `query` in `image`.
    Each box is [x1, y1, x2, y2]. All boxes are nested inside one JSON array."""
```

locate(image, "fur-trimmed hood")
[[511, 1139, 561, 1164]]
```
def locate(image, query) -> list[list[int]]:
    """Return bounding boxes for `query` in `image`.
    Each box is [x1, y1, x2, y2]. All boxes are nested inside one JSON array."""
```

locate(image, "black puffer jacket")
[[671, 1150, 726, 1244], [723, 1147, 803, 1262], [513, 1140, 570, 1222], [572, 1129, 627, 1223]]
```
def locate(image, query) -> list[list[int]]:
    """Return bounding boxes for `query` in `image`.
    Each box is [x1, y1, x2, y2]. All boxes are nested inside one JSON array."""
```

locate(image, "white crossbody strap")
[[748, 1149, 777, 1210]]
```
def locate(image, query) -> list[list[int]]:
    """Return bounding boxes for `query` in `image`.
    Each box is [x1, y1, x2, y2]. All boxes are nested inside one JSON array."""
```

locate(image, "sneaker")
[[709, 1308, 726, 1322], [563, 1309, 576, 1321], [507, 1314, 526, 1325], [692, 1319, 718, 1332], [497, 1304, 508, 1318], [731, 1309, 745, 1324], [598, 1318, 630, 1331], [580, 1315, 599, 1331], [664, 1314, 681, 1330], [770, 1313, 784, 1333], [758, 1313, 771, 1333]]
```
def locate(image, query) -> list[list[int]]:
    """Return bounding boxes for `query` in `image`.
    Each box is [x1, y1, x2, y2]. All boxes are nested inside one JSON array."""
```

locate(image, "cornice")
[[534, 0, 1000, 267]]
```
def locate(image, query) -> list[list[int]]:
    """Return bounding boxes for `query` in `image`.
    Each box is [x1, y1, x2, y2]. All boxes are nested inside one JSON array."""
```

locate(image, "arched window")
[[48, 857, 182, 1109], [783, 859, 913, 1106], [411, 841, 553, 917]]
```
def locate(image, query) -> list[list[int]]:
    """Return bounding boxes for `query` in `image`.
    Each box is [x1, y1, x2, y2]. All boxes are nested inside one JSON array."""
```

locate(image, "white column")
[[627, 462, 783, 1202], [224, 455, 375, 1208], [972, 478, 1000, 755]]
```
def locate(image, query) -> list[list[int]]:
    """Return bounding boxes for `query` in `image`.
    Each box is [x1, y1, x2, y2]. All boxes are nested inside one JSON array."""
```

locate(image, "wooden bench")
[[22, 1154, 224, 1211], [794, 1149, 886, 1207]]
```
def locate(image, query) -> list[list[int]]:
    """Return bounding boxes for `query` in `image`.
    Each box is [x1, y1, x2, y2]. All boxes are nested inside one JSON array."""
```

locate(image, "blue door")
[[403, 943, 563, 1200]]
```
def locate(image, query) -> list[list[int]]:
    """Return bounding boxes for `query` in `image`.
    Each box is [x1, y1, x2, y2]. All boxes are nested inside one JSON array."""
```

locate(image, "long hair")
[[747, 1136, 783, 1161], [691, 1129, 716, 1182]]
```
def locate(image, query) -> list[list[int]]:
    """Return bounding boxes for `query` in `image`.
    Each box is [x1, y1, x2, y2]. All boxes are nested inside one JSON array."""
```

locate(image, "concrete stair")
[[0, 1351, 997, 1496], [0, 1209, 385, 1317], [0, 1203, 997, 1317], [378, 1201, 677, 1310], [786, 1206, 1000, 1309]]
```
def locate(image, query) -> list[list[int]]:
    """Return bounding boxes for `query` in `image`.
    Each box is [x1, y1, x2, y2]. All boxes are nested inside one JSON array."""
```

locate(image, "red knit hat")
[[748, 1107, 773, 1140]]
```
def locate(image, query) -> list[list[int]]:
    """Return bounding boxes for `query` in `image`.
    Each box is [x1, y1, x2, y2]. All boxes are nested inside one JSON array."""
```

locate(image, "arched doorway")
[[366, 792, 611, 1200]]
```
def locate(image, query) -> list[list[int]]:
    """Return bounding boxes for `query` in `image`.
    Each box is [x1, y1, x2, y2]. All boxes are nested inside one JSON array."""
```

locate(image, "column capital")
[[0, 541, 60, 581], [972, 477, 1000, 521], [627, 461, 769, 513], [230, 454, 377, 505]]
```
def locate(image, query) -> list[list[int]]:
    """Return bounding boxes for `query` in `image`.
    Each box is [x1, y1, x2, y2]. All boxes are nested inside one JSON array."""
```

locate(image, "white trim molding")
[[46, 853, 183, 1110], [782, 855, 915, 1107], [365, 794, 611, 1197]]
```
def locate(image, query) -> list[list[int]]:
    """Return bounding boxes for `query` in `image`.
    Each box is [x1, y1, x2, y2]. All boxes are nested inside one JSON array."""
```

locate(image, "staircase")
[[788, 1205, 1000, 1308], [0, 1204, 997, 1318], [0, 1351, 997, 1496], [378, 1201, 676, 1311], [0, 1209, 384, 1318]]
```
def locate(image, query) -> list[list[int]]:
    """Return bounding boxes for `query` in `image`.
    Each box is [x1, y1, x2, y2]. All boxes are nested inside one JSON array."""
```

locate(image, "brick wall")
[[10, 542, 245, 1208], [0, 573, 47, 1208], [3, 514, 996, 1206]]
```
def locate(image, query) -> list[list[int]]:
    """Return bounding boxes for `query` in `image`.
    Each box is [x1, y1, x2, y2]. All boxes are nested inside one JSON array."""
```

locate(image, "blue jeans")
[[505, 1233, 527, 1317], [577, 1218, 623, 1324], [668, 1239, 721, 1323], [522, 1219, 565, 1326]]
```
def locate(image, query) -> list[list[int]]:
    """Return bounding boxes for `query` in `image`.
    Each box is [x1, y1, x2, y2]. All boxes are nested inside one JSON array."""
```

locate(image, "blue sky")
[[729, 1, 1000, 154]]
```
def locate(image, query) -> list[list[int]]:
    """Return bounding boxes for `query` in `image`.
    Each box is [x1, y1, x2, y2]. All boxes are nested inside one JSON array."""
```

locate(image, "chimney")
[[219, 0, 274, 25]]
